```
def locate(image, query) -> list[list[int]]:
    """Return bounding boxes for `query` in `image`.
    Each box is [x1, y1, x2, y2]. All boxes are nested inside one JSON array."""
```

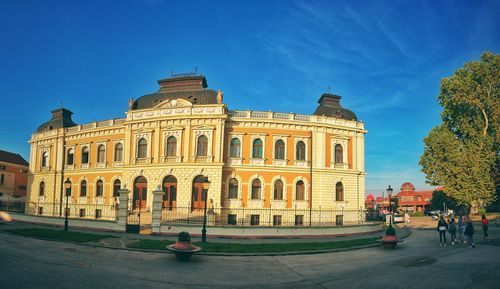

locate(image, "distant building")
[[394, 182, 432, 212], [0, 150, 29, 197], [365, 182, 433, 213]]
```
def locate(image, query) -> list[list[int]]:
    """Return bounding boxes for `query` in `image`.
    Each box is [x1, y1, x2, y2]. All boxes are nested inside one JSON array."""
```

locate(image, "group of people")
[[437, 214, 490, 248]]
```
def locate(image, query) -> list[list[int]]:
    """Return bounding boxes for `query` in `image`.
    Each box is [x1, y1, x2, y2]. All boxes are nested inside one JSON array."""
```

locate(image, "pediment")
[[154, 98, 193, 109]]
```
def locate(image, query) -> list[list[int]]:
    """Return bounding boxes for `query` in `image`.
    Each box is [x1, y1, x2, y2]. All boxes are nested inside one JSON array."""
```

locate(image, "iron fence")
[[160, 206, 368, 227], [25, 201, 119, 221], [0, 200, 25, 213]]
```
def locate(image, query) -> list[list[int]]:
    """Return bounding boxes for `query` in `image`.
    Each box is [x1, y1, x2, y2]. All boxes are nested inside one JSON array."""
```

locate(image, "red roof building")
[[394, 182, 433, 212], [365, 182, 436, 213]]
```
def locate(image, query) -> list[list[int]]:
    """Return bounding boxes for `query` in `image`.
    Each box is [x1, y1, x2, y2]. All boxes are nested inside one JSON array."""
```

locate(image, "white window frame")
[[96, 142, 107, 168], [272, 135, 288, 166], [331, 137, 348, 169], [228, 134, 244, 165], [192, 128, 214, 162], [250, 133, 267, 165], [162, 129, 182, 162]]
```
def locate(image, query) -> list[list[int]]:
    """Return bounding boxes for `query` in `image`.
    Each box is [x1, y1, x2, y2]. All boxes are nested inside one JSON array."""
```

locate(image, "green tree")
[[420, 52, 499, 209], [430, 189, 456, 211]]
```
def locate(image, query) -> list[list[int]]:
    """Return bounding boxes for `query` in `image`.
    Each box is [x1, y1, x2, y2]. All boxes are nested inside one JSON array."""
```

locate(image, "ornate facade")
[[26, 74, 366, 226]]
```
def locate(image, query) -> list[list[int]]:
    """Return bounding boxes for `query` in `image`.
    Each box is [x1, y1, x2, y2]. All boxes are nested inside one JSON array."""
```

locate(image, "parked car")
[[393, 214, 404, 223], [425, 210, 440, 216]]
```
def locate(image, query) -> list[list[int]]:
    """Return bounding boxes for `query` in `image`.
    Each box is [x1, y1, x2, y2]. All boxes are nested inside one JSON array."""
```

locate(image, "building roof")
[[36, 108, 78, 133], [0, 150, 28, 166], [313, 93, 358, 121], [132, 74, 218, 110]]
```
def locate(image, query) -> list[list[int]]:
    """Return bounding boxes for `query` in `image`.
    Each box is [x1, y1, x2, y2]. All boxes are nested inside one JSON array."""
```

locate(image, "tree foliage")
[[420, 52, 499, 208], [430, 189, 456, 211]]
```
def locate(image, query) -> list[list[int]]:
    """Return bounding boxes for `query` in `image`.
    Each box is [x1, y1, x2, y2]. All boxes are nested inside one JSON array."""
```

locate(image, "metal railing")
[[25, 201, 119, 221], [160, 206, 367, 227], [0, 200, 25, 213]]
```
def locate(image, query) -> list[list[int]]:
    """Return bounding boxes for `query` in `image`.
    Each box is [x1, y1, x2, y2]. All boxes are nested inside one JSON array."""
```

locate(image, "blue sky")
[[1, 0, 498, 196]]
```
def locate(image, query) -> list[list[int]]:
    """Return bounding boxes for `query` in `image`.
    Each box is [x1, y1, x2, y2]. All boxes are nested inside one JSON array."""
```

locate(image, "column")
[[151, 187, 164, 234], [117, 188, 130, 231]]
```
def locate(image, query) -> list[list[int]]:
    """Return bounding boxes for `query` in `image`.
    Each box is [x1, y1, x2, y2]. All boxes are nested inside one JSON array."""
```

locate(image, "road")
[[0, 226, 499, 289]]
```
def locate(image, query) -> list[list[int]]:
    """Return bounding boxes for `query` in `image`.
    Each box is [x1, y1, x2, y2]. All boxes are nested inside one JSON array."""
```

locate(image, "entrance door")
[[162, 175, 177, 210], [192, 175, 207, 210], [133, 176, 148, 210]]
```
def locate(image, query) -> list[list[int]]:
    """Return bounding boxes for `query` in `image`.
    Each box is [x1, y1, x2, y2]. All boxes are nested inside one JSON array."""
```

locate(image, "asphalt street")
[[0, 225, 499, 289]]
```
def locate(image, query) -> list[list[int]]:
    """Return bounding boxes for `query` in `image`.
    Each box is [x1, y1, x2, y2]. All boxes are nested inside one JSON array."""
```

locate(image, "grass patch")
[[5, 228, 113, 243], [126, 237, 379, 253], [127, 239, 174, 250]]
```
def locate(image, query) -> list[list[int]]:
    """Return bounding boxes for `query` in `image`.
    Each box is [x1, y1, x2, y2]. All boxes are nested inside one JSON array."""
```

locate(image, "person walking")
[[448, 216, 457, 245], [437, 215, 448, 246], [458, 215, 466, 244], [405, 213, 411, 224], [481, 214, 489, 241], [464, 216, 475, 248]]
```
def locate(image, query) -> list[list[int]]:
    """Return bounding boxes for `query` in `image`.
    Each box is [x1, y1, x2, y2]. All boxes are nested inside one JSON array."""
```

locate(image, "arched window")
[[197, 135, 208, 156], [228, 178, 238, 199], [95, 180, 104, 197], [252, 138, 263, 158], [274, 179, 283, 200], [296, 180, 305, 200], [39, 181, 45, 196], [114, 143, 123, 162], [166, 136, 177, 157], [296, 141, 305, 161], [82, 147, 89, 164], [137, 138, 147, 158], [229, 138, 241, 158], [275, 140, 285, 160], [67, 148, 74, 165], [251, 179, 261, 199], [162, 175, 177, 210], [336, 182, 344, 201], [41, 152, 48, 167], [97, 145, 105, 163], [334, 144, 343, 164], [80, 180, 87, 197], [113, 179, 121, 197]]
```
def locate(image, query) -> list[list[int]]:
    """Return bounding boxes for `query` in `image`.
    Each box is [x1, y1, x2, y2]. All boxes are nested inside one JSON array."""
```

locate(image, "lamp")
[[201, 177, 211, 243], [64, 178, 71, 231], [387, 185, 393, 226]]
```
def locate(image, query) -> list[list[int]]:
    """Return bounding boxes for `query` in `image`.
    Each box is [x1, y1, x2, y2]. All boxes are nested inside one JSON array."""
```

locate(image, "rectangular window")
[[95, 209, 102, 219], [38, 207, 43, 215], [336, 215, 344, 226], [295, 215, 304, 226], [250, 214, 260, 226], [0, 174, 4, 185], [0, 165, 6, 170], [273, 215, 282, 226], [227, 214, 237, 225], [79, 209, 86, 218]]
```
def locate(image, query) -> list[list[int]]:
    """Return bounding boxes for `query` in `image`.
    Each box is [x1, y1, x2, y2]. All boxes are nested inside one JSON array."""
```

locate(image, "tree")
[[430, 189, 456, 211], [420, 52, 499, 209]]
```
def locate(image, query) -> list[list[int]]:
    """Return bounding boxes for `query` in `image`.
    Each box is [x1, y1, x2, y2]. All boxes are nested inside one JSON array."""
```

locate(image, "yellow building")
[[26, 74, 366, 227]]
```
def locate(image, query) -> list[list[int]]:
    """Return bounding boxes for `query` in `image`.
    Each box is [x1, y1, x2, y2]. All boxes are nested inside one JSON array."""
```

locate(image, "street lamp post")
[[387, 185, 393, 226], [201, 177, 211, 243], [64, 178, 71, 231]]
